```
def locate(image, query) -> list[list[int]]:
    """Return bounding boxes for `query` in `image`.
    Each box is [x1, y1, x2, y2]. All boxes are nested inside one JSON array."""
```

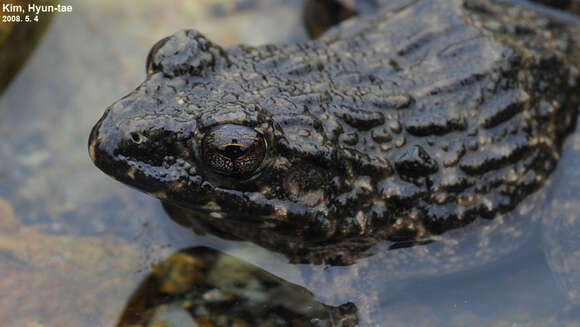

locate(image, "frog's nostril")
[[223, 140, 244, 158]]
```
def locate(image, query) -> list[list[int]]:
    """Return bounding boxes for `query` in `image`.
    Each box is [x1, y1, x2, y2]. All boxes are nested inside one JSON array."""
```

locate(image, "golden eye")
[[202, 124, 267, 178]]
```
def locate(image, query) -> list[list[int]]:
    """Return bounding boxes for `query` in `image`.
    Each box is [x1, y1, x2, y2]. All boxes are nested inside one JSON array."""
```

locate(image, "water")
[[0, 0, 579, 326]]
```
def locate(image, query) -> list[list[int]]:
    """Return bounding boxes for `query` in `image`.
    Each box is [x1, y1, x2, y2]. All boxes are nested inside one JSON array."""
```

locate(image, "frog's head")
[[89, 30, 377, 242]]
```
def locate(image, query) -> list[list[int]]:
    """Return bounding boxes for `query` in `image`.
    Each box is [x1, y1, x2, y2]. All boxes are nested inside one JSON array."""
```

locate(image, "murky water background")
[[0, 0, 579, 326]]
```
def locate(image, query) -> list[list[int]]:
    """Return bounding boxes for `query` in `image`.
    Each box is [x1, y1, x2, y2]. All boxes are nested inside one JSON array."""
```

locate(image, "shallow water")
[[0, 0, 579, 326]]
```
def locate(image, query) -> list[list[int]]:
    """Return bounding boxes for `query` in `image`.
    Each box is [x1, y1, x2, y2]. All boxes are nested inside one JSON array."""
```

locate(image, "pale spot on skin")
[[260, 186, 271, 195], [274, 205, 288, 219], [88, 142, 97, 161], [355, 176, 373, 193], [434, 193, 446, 204], [210, 212, 224, 219], [395, 137, 406, 148], [301, 190, 324, 207], [355, 211, 366, 234], [153, 191, 168, 200], [380, 144, 392, 152], [127, 167, 137, 180], [202, 201, 222, 212], [171, 182, 185, 191]]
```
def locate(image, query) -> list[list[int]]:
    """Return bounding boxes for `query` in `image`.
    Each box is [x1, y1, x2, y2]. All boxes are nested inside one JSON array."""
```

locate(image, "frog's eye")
[[146, 37, 170, 75], [202, 124, 267, 178]]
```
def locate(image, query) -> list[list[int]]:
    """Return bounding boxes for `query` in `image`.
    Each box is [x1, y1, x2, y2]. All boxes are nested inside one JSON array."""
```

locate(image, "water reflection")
[[117, 246, 358, 327]]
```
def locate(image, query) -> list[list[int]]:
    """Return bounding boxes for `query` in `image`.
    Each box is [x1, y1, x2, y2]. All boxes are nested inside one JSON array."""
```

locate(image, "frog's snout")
[[88, 106, 123, 176], [88, 114, 104, 164]]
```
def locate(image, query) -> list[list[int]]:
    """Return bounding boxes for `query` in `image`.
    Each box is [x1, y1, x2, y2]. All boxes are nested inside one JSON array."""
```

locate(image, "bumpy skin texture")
[[89, 0, 579, 264]]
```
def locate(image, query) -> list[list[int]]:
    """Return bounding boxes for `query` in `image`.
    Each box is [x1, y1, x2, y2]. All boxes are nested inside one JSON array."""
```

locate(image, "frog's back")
[[218, 0, 578, 243]]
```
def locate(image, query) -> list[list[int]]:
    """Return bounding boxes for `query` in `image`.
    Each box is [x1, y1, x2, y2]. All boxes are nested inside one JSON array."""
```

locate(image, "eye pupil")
[[223, 143, 243, 158], [202, 124, 266, 178]]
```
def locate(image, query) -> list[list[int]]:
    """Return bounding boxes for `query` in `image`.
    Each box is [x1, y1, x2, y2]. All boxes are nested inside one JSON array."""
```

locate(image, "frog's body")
[[89, 0, 579, 265]]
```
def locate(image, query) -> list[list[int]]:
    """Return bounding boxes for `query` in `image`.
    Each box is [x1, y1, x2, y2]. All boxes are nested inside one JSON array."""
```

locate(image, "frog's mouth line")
[[112, 156, 313, 221]]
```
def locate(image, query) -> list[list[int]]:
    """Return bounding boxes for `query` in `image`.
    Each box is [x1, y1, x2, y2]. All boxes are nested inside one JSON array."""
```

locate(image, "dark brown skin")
[[89, 0, 579, 265]]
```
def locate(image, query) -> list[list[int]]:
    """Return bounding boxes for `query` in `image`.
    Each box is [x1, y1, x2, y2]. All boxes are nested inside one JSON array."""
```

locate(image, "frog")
[[88, 0, 579, 267], [86, 0, 580, 324]]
